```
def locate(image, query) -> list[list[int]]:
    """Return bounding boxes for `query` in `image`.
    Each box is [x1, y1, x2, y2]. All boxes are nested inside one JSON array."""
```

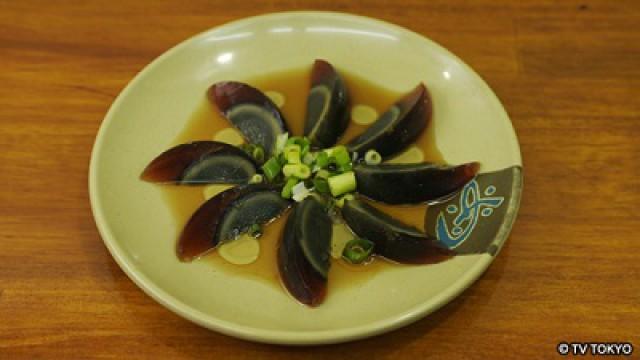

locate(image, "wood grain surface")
[[1, 1, 639, 358]]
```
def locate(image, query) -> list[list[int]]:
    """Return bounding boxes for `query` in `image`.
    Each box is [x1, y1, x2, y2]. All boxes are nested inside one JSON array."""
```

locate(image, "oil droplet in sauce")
[[160, 67, 445, 294], [213, 127, 244, 145], [264, 90, 286, 108], [218, 234, 260, 265], [204, 210, 287, 285], [203, 184, 233, 200], [387, 146, 425, 164], [351, 104, 378, 125]]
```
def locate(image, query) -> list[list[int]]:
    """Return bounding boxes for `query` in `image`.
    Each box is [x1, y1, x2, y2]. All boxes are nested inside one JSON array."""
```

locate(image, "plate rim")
[[89, 10, 523, 345]]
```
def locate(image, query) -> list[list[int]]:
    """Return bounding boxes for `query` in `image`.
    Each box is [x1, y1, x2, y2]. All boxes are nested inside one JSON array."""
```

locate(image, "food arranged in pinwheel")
[[141, 60, 479, 306]]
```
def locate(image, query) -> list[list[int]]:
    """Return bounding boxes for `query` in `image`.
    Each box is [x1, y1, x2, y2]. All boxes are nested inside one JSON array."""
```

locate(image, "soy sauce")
[[161, 67, 444, 291]]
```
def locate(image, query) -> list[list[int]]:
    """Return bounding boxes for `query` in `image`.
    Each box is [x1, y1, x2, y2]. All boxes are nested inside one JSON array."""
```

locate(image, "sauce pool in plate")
[[161, 67, 445, 291]]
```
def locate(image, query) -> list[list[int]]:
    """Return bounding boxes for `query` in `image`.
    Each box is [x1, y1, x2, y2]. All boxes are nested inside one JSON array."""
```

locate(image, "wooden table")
[[2, 1, 638, 358]]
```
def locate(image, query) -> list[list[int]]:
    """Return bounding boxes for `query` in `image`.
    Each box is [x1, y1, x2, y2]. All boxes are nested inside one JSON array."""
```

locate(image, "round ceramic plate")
[[90, 12, 522, 345]]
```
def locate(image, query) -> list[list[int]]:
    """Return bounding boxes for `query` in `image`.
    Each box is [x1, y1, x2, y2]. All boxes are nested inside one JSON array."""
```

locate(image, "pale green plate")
[[89, 12, 522, 345]]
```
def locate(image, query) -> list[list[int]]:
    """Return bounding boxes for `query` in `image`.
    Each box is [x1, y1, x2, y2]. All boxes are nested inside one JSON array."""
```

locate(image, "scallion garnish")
[[342, 238, 375, 264], [252, 145, 265, 164], [291, 181, 312, 202], [335, 193, 354, 208], [303, 178, 314, 189], [333, 146, 351, 166], [254, 132, 359, 201], [315, 169, 330, 179], [316, 152, 330, 168], [262, 157, 282, 181], [283, 163, 311, 179], [287, 136, 311, 157], [328, 171, 356, 197], [302, 152, 316, 165], [313, 177, 330, 193], [364, 149, 382, 165], [249, 174, 263, 184], [281, 177, 299, 199], [275, 133, 289, 154], [240, 143, 266, 164], [283, 144, 301, 164], [338, 162, 353, 172]]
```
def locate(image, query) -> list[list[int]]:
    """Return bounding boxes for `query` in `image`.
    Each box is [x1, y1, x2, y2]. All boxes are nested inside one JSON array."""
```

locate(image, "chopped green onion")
[[328, 171, 356, 197], [287, 136, 311, 157], [323, 147, 335, 156], [287, 136, 310, 146], [338, 162, 353, 172], [284, 144, 301, 164], [313, 177, 330, 193], [262, 157, 282, 181], [302, 152, 316, 165], [333, 146, 351, 166], [283, 164, 311, 179], [249, 174, 263, 184], [303, 178, 314, 189], [316, 152, 330, 168], [252, 145, 265, 164], [270, 133, 358, 200], [335, 193, 355, 208], [281, 177, 299, 199], [275, 133, 289, 154], [300, 140, 311, 157], [315, 169, 330, 179], [327, 161, 338, 172], [342, 238, 375, 264], [241, 144, 265, 164], [292, 181, 312, 202], [286, 136, 300, 146], [300, 143, 310, 157], [364, 149, 382, 165], [248, 224, 263, 238]]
